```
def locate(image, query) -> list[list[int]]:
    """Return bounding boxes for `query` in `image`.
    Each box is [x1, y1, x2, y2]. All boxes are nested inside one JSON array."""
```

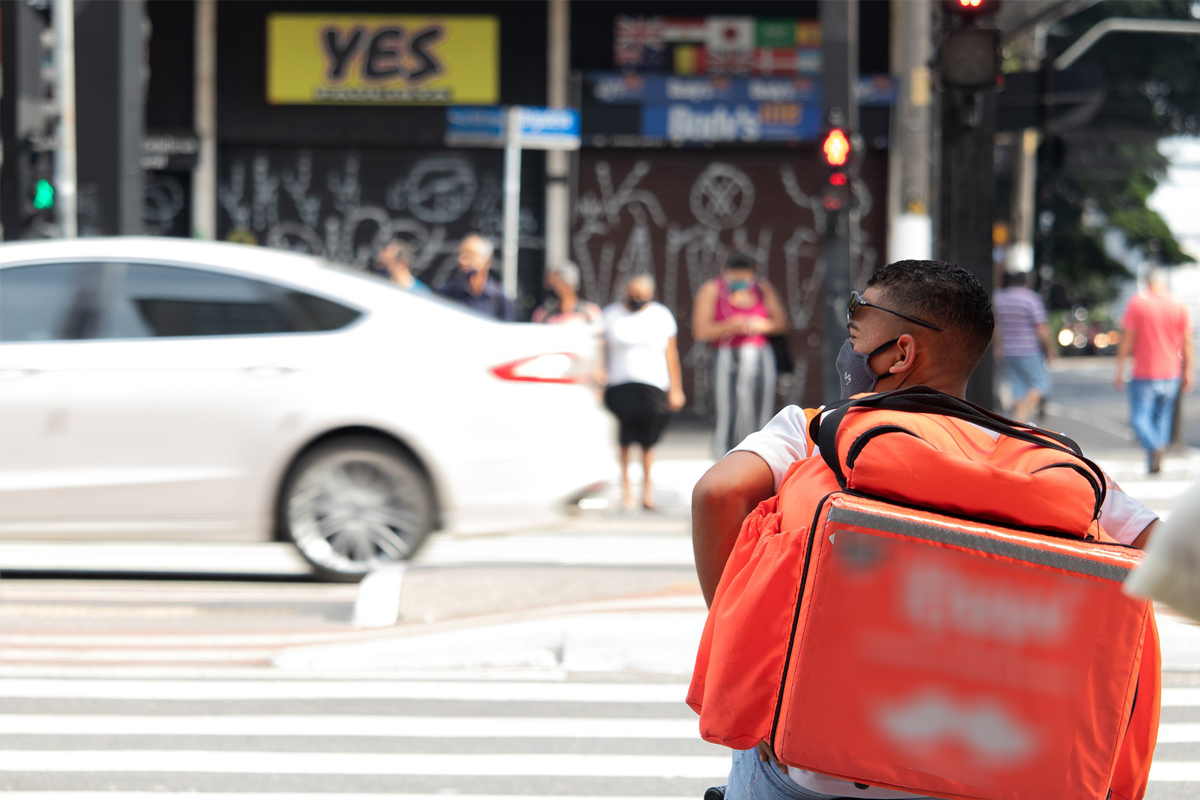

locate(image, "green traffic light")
[[33, 178, 55, 210]]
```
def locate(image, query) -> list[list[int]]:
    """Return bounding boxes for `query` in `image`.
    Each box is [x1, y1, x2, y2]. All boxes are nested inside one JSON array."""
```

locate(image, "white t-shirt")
[[731, 404, 1158, 799], [603, 301, 677, 391]]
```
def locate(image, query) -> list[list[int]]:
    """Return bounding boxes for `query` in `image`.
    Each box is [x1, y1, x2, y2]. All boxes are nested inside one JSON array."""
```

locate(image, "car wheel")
[[279, 437, 436, 582]]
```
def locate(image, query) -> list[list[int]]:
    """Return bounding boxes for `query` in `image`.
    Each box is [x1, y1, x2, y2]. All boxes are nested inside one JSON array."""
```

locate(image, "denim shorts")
[[723, 749, 931, 800], [999, 353, 1050, 400]]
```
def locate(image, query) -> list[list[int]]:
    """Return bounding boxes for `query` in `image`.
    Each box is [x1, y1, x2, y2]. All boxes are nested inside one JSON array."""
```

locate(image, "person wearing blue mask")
[[693, 252, 788, 459]]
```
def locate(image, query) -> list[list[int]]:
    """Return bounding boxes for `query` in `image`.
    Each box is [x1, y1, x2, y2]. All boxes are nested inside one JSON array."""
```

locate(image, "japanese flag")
[[706, 16, 755, 52]]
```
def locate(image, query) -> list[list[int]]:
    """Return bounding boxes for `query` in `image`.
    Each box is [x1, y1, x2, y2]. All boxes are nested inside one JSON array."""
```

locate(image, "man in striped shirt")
[[993, 271, 1054, 422]]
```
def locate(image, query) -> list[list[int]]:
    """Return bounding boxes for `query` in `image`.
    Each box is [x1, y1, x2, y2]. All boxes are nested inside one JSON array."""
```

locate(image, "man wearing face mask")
[[691, 260, 1159, 800]]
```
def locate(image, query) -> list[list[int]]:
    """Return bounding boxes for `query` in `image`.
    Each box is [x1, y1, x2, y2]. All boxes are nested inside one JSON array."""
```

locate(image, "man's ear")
[[887, 334, 918, 375]]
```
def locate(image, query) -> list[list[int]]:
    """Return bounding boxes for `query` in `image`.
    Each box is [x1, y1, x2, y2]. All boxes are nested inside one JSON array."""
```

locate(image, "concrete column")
[[887, 0, 933, 262], [192, 0, 217, 240], [544, 0, 570, 270]]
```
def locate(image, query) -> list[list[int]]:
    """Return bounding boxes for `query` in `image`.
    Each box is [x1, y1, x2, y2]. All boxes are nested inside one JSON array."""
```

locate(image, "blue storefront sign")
[[587, 71, 896, 108], [640, 102, 821, 144], [446, 106, 581, 149], [590, 73, 821, 105]]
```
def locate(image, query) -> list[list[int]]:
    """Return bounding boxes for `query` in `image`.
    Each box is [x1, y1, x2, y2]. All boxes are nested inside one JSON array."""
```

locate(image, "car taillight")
[[490, 353, 581, 383]]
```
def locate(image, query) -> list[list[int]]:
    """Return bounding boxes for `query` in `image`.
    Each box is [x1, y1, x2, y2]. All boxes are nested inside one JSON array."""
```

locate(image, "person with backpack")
[[691, 260, 1160, 800]]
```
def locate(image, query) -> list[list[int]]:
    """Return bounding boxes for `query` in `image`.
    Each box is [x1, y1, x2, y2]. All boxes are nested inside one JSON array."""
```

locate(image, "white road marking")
[[412, 534, 695, 566], [351, 564, 405, 628], [1162, 688, 1200, 707], [0, 678, 685, 703], [0, 795, 697, 800], [1157, 723, 1200, 743], [1149, 760, 1200, 781], [0, 751, 729, 778], [0, 714, 699, 738]]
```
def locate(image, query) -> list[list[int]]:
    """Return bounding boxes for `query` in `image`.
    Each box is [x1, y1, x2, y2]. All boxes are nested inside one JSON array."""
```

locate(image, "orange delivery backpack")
[[688, 386, 1160, 800]]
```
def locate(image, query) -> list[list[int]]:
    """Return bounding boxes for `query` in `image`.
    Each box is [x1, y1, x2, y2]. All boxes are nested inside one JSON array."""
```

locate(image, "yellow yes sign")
[[267, 14, 499, 105]]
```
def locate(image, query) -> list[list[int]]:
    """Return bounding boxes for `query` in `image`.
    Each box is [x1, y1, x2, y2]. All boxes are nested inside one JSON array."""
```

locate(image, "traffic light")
[[33, 178, 56, 211], [943, 0, 1001, 20], [940, 0, 1002, 90], [821, 127, 857, 213], [12, 0, 62, 237]]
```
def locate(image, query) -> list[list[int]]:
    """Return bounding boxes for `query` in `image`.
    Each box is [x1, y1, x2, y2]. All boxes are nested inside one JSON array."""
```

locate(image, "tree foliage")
[[1038, 0, 1199, 306]]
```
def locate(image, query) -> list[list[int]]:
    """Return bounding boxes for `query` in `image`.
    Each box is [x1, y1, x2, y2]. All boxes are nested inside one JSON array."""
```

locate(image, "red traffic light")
[[944, 0, 1000, 17], [822, 128, 850, 167]]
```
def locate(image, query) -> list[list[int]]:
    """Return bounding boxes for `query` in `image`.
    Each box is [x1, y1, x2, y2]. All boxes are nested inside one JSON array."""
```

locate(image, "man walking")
[[1114, 267, 1194, 474], [435, 234, 518, 321], [993, 271, 1053, 422]]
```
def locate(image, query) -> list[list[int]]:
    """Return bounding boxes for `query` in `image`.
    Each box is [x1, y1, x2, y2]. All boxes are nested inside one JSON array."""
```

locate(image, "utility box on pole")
[[820, 0, 858, 403], [937, 0, 1002, 409]]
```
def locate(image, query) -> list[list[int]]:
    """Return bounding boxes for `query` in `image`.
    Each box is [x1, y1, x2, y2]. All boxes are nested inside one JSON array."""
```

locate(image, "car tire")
[[279, 436, 436, 582]]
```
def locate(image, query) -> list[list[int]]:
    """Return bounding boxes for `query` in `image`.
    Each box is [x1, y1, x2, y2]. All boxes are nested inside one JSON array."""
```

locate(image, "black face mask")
[[627, 298, 649, 312], [835, 338, 899, 399]]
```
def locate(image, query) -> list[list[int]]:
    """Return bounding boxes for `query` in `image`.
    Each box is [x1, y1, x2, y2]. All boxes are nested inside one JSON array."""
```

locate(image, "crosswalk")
[[0, 674, 728, 796], [2, 675, 1200, 798]]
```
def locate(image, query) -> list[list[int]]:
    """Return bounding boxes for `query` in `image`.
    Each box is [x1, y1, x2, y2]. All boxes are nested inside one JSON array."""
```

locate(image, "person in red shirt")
[[1114, 268, 1195, 474]]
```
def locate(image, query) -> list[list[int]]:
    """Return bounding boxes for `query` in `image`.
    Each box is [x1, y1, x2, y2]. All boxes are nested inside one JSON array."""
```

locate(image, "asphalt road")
[[3, 359, 1200, 798]]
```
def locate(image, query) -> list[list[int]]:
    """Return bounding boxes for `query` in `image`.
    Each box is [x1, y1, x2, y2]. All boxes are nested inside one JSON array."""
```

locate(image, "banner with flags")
[[614, 15, 823, 76]]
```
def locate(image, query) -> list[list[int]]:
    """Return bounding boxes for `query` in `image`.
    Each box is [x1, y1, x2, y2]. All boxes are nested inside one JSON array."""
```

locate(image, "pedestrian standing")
[[532, 261, 603, 326], [375, 237, 430, 293], [1114, 267, 1194, 474], [602, 274, 686, 510], [992, 270, 1053, 422], [435, 234, 518, 321], [692, 252, 788, 459]]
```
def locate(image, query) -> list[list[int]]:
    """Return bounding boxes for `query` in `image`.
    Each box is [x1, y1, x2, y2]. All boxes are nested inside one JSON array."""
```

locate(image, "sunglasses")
[[847, 291, 944, 332]]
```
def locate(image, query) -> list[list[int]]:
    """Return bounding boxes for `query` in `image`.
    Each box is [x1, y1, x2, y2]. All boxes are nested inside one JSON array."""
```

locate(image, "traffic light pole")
[[820, 0, 857, 403], [52, 0, 77, 237], [937, 1, 1001, 410]]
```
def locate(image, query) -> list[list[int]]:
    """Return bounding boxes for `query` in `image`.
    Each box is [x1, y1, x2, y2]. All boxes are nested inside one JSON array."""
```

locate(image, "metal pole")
[[53, 0, 77, 237], [502, 106, 522, 300], [544, 0, 570, 271], [192, 0, 217, 239], [1055, 18, 1200, 70], [117, 0, 144, 234], [821, 0, 857, 403]]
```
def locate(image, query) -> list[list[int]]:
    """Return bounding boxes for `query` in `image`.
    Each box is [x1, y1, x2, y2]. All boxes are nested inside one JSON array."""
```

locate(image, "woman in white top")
[[602, 274, 686, 510]]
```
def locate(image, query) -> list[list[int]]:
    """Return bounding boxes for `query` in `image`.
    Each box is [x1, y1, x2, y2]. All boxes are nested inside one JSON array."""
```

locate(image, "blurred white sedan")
[[0, 238, 615, 580]]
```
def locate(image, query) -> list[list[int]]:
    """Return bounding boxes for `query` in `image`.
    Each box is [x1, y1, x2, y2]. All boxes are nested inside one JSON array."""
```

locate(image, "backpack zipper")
[[770, 492, 834, 750]]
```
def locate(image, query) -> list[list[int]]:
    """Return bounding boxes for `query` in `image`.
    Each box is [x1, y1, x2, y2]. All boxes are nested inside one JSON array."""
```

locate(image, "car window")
[[98, 263, 298, 338], [0, 262, 101, 342], [280, 289, 362, 332]]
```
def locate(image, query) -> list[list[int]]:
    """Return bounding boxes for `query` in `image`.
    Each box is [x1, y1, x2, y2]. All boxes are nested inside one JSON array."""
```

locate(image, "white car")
[[0, 238, 615, 580]]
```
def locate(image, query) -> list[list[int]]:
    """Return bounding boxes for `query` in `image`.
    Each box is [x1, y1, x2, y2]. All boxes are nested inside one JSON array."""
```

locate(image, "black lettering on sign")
[[322, 26, 365, 81], [407, 25, 445, 82], [364, 26, 405, 81]]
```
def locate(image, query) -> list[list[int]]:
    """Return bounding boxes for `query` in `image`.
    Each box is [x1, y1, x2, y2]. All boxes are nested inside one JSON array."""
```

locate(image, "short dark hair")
[[387, 237, 413, 265], [726, 251, 754, 271], [867, 260, 994, 375], [1003, 271, 1029, 288]]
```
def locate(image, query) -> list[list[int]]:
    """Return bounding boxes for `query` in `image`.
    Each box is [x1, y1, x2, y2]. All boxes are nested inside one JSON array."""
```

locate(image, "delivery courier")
[[690, 261, 1161, 800]]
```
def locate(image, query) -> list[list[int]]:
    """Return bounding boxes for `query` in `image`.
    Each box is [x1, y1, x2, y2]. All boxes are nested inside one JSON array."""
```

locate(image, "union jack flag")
[[614, 16, 666, 67], [705, 48, 754, 76]]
